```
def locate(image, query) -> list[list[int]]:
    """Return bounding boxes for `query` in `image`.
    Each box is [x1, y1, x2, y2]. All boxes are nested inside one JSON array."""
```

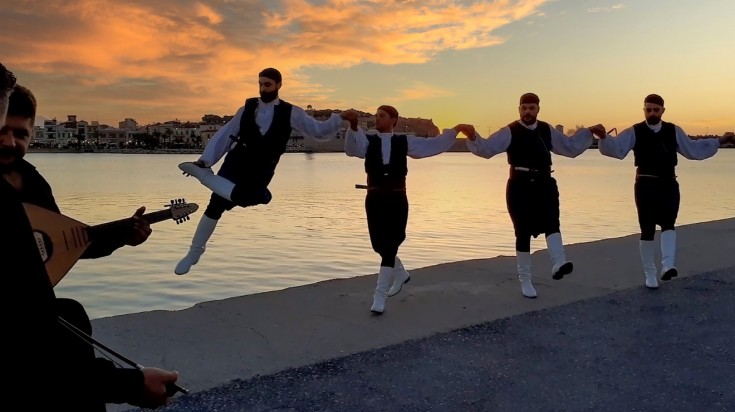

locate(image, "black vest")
[[632, 121, 678, 177], [506, 121, 553, 171], [234, 97, 294, 187], [364, 134, 408, 188]]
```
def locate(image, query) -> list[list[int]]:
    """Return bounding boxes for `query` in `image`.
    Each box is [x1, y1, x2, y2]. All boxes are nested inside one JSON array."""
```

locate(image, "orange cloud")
[[1, 0, 548, 123]]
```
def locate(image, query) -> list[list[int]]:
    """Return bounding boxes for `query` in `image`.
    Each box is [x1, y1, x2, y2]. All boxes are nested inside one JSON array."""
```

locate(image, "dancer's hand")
[[340, 109, 359, 131], [454, 124, 476, 140], [588, 124, 606, 139]]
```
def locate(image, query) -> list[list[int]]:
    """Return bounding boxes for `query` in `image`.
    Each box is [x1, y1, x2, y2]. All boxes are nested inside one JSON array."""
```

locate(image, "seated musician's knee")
[[55, 298, 92, 335]]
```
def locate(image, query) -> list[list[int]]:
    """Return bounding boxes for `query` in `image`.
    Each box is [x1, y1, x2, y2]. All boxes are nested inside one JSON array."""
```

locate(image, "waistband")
[[509, 166, 553, 178], [635, 168, 676, 179], [355, 184, 406, 192]]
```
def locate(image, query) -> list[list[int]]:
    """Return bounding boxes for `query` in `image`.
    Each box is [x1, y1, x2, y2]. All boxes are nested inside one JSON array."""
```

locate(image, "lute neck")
[[87, 209, 172, 238]]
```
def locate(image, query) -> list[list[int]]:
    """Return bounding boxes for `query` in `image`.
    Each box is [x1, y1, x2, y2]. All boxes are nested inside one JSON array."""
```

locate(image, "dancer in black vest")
[[176, 68, 357, 275], [466, 93, 604, 298], [597, 94, 720, 289], [345, 105, 475, 314]]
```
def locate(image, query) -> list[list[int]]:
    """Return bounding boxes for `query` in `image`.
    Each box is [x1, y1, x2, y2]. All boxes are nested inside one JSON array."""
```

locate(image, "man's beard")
[[521, 114, 536, 125], [646, 116, 661, 125], [0, 148, 22, 173], [260, 90, 278, 103]]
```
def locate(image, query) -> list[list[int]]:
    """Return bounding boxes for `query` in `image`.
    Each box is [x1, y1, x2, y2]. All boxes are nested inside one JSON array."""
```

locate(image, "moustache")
[[0, 148, 18, 157]]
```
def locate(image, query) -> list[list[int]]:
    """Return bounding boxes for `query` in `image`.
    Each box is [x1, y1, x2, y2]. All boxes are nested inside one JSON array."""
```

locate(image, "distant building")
[[119, 118, 138, 131], [199, 124, 223, 148], [555, 124, 564, 134]]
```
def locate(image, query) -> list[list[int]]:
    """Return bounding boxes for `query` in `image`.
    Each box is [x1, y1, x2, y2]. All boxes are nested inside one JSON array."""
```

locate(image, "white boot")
[[388, 256, 411, 297], [175, 215, 218, 275], [546, 232, 573, 280], [517, 251, 537, 298], [370, 266, 395, 314], [660, 230, 678, 281], [179, 162, 235, 200], [639, 240, 658, 289]]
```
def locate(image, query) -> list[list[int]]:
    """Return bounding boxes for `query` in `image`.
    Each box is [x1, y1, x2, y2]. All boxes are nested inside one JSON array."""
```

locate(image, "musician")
[[0, 84, 179, 410], [0, 62, 15, 130]]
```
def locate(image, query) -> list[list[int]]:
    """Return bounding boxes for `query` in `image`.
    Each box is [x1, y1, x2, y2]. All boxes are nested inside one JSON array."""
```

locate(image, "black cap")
[[520, 92, 539, 105], [644, 94, 664, 106], [258, 68, 282, 83]]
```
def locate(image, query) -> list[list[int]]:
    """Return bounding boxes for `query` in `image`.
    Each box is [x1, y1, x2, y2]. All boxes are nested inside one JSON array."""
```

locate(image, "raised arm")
[[406, 126, 463, 159], [675, 125, 719, 160], [344, 126, 369, 158], [598, 126, 636, 159], [199, 106, 245, 167], [465, 126, 512, 159], [550, 126, 595, 158], [290, 106, 350, 142]]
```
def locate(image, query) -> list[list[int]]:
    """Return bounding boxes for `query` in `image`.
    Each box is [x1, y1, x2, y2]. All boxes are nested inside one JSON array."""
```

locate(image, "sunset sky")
[[2, 0, 733, 135]]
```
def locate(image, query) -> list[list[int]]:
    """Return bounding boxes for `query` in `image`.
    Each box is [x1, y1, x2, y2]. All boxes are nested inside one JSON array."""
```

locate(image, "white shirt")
[[598, 122, 719, 160], [344, 127, 459, 161], [199, 98, 344, 167], [465, 120, 593, 159]]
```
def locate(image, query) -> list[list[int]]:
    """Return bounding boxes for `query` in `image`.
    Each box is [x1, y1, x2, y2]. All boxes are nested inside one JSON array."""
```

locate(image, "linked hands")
[[453, 124, 476, 139], [126, 206, 152, 246], [340, 109, 359, 131], [588, 124, 607, 139]]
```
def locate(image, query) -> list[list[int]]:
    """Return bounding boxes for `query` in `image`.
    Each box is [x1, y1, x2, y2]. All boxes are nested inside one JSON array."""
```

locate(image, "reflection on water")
[[26, 150, 734, 319]]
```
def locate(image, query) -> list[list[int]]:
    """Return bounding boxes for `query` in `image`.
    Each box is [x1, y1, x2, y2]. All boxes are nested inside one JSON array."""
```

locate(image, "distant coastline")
[[28, 140, 733, 155], [27, 147, 317, 155]]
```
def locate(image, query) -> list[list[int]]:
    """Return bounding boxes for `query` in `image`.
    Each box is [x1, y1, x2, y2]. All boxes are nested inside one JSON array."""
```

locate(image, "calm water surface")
[[26, 150, 734, 319]]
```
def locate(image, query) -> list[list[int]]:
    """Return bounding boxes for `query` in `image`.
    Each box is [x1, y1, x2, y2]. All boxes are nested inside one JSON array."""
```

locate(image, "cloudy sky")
[[2, 0, 733, 135]]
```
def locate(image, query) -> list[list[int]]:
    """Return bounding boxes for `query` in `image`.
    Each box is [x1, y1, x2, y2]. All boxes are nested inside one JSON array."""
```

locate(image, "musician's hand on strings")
[[133, 367, 181, 408], [127, 206, 152, 246]]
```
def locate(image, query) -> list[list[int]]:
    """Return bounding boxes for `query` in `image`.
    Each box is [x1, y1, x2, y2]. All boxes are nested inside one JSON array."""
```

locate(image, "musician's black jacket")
[[1, 161, 145, 411], [15, 158, 128, 258]]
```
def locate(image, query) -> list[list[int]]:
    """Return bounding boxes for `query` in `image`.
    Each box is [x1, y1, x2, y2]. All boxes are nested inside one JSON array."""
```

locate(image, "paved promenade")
[[93, 218, 735, 411]]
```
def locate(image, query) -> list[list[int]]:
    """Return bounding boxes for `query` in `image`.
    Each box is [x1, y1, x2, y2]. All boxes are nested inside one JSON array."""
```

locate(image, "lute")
[[24, 199, 198, 286]]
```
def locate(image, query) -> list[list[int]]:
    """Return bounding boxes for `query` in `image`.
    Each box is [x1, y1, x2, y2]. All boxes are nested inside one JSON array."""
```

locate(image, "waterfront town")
[[29, 107, 734, 153]]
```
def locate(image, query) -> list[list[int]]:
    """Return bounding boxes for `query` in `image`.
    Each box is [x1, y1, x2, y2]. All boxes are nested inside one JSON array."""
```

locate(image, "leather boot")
[[175, 215, 218, 275], [546, 232, 573, 280]]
